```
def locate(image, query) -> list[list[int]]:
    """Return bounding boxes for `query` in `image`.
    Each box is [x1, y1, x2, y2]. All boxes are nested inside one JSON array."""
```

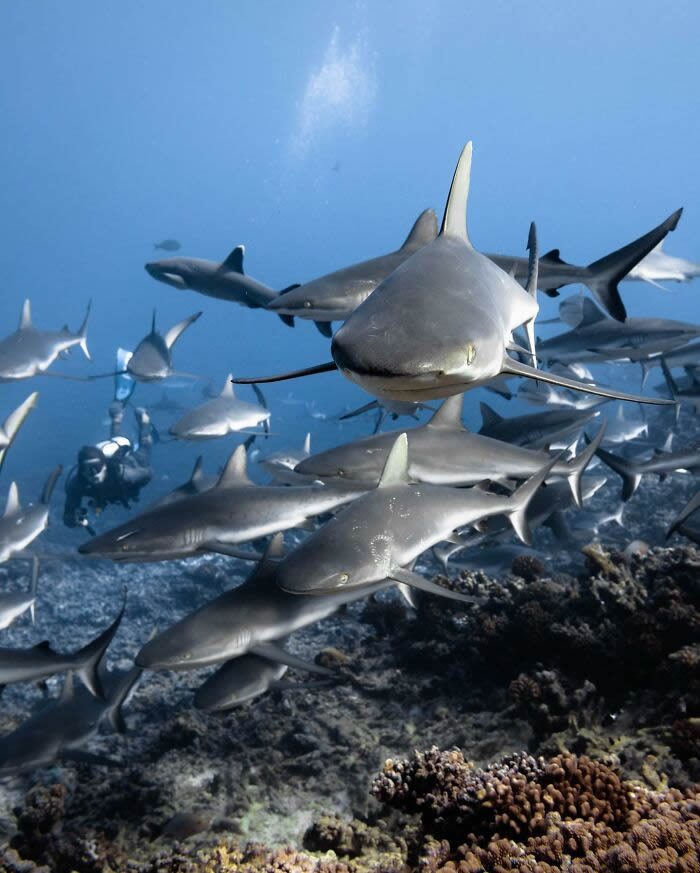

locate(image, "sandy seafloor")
[[0, 405, 699, 870]]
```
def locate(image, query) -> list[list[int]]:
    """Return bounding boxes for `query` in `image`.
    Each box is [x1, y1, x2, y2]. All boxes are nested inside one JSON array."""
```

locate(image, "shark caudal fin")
[[76, 300, 92, 360], [582, 208, 683, 322], [563, 420, 606, 507], [506, 456, 560, 545], [440, 141, 473, 245], [28, 556, 39, 626], [593, 445, 642, 501], [501, 355, 675, 406], [163, 311, 202, 351], [40, 465, 62, 505], [0, 392, 38, 477], [104, 664, 143, 734], [401, 208, 439, 249], [667, 489, 700, 540], [74, 592, 127, 700]]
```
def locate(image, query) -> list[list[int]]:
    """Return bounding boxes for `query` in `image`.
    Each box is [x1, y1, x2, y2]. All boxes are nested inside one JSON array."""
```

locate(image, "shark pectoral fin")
[[501, 355, 675, 406], [395, 582, 419, 609], [61, 749, 125, 768], [565, 420, 606, 508], [201, 542, 263, 561], [278, 314, 295, 328], [163, 312, 202, 351], [389, 567, 481, 605], [232, 361, 338, 385], [249, 642, 335, 676], [314, 321, 333, 338]]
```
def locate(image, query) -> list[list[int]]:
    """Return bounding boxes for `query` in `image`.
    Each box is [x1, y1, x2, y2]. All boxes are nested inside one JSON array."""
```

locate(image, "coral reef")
[[373, 748, 700, 872]]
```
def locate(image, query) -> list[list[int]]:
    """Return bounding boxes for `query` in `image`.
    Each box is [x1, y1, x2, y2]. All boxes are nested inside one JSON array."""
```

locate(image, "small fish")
[[153, 239, 181, 252]]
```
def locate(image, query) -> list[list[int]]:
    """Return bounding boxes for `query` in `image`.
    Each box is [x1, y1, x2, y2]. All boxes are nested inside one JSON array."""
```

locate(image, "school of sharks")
[[1, 139, 700, 789]]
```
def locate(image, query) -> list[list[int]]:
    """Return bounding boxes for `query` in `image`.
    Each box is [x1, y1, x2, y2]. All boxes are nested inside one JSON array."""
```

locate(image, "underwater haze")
[[3, 3, 700, 867], [2, 0, 699, 483]]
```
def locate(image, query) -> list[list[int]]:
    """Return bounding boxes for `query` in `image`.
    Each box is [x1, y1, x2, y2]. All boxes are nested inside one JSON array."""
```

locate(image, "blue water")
[[1, 0, 699, 502]]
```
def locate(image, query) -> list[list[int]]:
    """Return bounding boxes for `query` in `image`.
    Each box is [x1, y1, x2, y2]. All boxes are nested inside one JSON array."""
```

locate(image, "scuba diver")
[[64, 402, 154, 534]]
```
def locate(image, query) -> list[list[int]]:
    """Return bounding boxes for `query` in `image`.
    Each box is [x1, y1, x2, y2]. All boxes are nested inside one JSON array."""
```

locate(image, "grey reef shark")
[[169, 374, 270, 439], [296, 393, 605, 507], [274, 432, 557, 601], [0, 466, 61, 563], [266, 208, 439, 333], [78, 445, 368, 563], [136, 533, 392, 673], [232, 142, 675, 408], [145, 243, 308, 329], [267, 204, 681, 326], [0, 299, 90, 382]]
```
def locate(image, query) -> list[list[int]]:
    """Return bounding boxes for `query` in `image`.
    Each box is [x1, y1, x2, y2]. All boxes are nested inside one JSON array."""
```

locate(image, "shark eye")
[[338, 573, 349, 585], [336, 468, 345, 477], [466, 343, 477, 365], [303, 301, 312, 309]]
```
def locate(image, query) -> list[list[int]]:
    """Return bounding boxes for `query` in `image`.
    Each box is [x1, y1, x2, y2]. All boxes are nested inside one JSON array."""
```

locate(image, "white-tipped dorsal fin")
[[163, 311, 202, 351], [221, 374, 235, 397], [439, 141, 472, 245], [427, 394, 465, 430], [4, 482, 20, 517], [19, 299, 32, 330], [401, 208, 438, 250], [265, 531, 285, 560], [377, 433, 410, 488], [302, 432, 311, 455], [220, 244, 245, 273], [217, 444, 253, 488], [479, 402, 503, 429], [190, 456, 204, 483]]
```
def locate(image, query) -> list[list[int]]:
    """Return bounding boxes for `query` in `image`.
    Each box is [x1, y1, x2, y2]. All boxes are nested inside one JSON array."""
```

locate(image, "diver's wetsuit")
[[63, 405, 153, 528]]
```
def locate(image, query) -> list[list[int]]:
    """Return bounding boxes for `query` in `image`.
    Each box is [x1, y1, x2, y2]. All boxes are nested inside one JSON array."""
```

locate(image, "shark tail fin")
[[501, 355, 674, 406], [0, 392, 39, 477], [29, 556, 39, 625], [564, 420, 606, 507], [77, 300, 92, 360], [339, 399, 379, 421], [74, 591, 127, 700], [440, 141, 473, 245], [40, 465, 62, 505], [593, 445, 642, 501], [506, 456, 560, 545], [163, 311, 202, 350], [666, 490, 700, 540], [583, 208, 683, 321], [105, 664, 143, 734]]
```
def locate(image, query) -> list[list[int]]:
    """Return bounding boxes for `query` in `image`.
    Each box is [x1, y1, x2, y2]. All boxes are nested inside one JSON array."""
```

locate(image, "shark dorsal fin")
[[220, 374, 235, 398], [265, 531, 285, 560], [33, 640, 53, 653], [217, 444, 253, 488], [59, 671, 74, 704], [4, 482, 20, 517], [150, 309, 157, 334], [302, 432, 311, 454], [19, 299, 32, 330], [540, 248, 569, 266], [401, 208, 438, 250], [427, 394, 465, 430], [479, 402, 503, 430], [220, 244, 245, 274], [190, 456, 204, 483], [439, 141, 472, 246], [377, 433, 409, 488]]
